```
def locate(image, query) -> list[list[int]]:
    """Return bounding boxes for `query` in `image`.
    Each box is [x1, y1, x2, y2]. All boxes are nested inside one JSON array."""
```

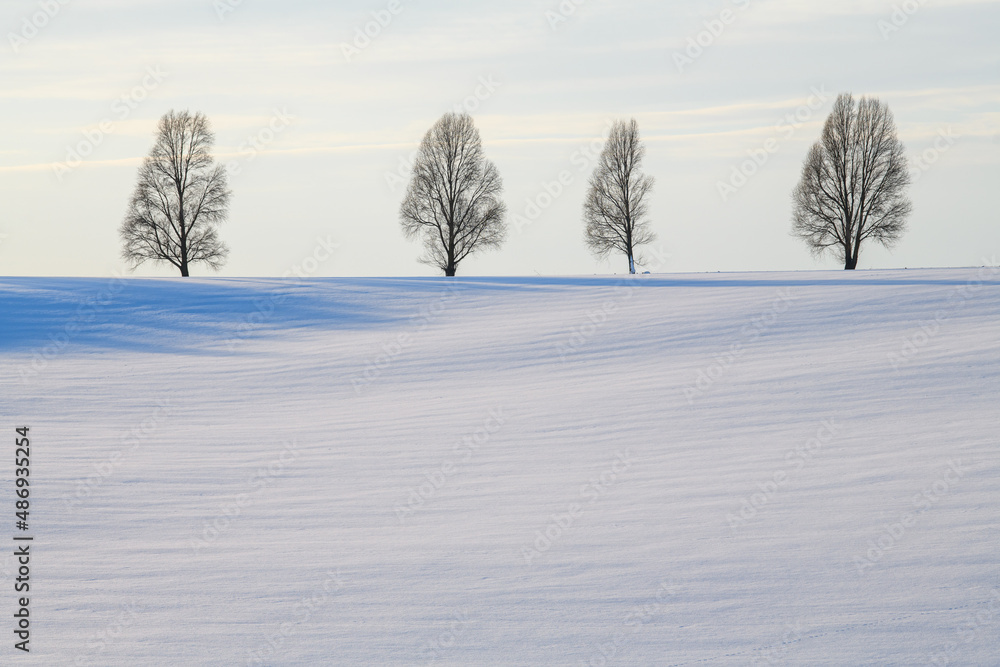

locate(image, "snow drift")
[[1, 268, 998, 665]]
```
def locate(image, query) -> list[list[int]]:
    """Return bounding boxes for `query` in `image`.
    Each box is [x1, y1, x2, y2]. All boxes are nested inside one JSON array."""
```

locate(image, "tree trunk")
[[845, 243, 860, 270], [179, 225, 189, 276], [842, 238, 856, 270], [628, 253, 636, 275], [444, 266, 456, 277]]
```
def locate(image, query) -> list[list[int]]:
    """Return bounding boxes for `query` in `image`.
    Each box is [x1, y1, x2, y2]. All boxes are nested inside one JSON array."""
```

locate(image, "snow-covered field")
[[1, 268, 999, 666]]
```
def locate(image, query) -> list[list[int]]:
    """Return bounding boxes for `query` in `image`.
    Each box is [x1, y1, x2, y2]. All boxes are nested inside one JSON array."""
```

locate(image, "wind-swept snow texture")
[[1, 268, 998, 665]]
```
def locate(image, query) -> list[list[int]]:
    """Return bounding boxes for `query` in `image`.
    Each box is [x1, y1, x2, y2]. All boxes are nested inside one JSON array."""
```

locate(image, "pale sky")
[[1, 0, 997, 277]]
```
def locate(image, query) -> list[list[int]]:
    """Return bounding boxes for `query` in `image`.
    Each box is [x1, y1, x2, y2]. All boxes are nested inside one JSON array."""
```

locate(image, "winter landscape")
[[3, 0, 999, 665], [2, 268, 998, 664]]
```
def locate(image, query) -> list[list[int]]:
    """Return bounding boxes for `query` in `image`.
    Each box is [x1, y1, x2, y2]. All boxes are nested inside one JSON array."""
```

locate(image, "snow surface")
[[1, 268, 999, 665]]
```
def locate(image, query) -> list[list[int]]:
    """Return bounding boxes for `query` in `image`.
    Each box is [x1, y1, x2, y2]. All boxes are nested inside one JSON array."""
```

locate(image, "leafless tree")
[[400, 113, 507, 276], [584, 118, 656, 274], [792, 93, 911, 270], [120, 110, 231, 277]]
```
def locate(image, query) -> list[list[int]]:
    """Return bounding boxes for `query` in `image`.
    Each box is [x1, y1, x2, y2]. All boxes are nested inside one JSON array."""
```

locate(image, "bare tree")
[[792, 93, 911, 270], [400, 113, 507, 276], [120, 110, 231, 277], [584, 118, 656, 274]]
